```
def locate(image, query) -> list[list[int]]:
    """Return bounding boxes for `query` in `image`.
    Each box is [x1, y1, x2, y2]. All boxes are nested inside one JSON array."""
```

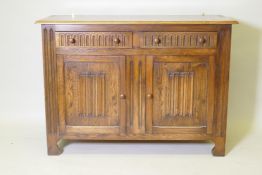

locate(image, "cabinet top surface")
[[36, 15, 238, 24]]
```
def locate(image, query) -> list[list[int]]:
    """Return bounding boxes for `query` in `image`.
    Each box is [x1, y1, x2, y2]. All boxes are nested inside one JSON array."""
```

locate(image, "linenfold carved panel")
[[78, 72, 106, 118], [152, 60, 209, 127], [165, 71, 194, 119], [55, 32, 132, 48], [139, 32, 217, 48], [63, 58, 122, 126]]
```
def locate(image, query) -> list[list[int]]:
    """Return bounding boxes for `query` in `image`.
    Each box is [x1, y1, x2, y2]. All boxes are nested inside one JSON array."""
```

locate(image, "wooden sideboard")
[[36, 15, 238, 156]]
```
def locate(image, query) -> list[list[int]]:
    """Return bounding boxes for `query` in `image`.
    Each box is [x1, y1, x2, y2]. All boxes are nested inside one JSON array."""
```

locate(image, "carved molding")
[[140, 32, 217, 48], [138, 61, 143, 129], [55, 32, 132, 48], [42, 26, 59, 135], [128, 58, 145, 132], [130, 60, 134, 128]]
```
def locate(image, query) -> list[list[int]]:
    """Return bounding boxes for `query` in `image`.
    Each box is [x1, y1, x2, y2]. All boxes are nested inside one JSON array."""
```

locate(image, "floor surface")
[[0, 119, 261, 175]]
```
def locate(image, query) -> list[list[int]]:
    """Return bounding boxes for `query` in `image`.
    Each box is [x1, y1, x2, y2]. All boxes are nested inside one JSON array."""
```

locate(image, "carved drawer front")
[[57, 55, 126, 135], [146, 56, 215, 134], [139, 32, 217, 48], [55, 32, 132, 48]]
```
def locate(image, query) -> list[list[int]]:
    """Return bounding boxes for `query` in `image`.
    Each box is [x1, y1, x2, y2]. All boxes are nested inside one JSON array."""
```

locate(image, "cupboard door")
[[57, 55, 126, 135], [146, 56, 215, 134]]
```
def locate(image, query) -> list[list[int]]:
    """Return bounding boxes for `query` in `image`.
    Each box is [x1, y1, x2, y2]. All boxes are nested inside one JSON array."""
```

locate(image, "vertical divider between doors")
[[138, 57, 146, 133], [146, 56, 153, 134], [126, 56, 133, 134], [120, 56, 126, 135], [127, 56, 146, 135]]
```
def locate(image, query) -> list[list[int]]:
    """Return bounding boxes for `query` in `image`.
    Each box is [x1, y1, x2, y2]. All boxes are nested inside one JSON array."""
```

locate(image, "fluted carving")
[[56, 32, 132, 48], [79, 72, 106, 118], [128, 58, 145, 133], [165, 71, 194, 119], [43, 26, 59, 135], [140, 32, 217, 48], [42, 25, 62, 155]]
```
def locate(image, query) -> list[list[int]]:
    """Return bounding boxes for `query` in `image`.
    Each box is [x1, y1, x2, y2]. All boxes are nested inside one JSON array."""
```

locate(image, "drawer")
[[55, 32, 133, 48], [138, 32, 217, 48]]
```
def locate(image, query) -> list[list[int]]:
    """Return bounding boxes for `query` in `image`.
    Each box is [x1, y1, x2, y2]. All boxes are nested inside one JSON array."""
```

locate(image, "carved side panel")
[[42, 25, 59, 136], [55, 32, 132, 48], [140, 32, 217, 48]]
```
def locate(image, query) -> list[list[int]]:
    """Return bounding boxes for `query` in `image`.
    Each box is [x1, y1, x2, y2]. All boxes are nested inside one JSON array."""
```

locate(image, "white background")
[[0, 0, 261, 129], [0, 0, 262, 175]]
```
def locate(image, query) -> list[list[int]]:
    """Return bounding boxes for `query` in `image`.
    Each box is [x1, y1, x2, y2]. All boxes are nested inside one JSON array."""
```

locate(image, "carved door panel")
[[146, 56, 215, 134], [57, 55, 126, 135]]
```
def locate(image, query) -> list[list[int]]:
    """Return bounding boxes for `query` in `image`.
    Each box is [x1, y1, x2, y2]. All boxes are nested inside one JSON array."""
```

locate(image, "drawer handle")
[[120, 94, 126, 99], [154, 38, 161, 44], [147, 94, 153, 98], [198, 37, 206, 44], [69, 38, 76, 44], [113, 38, 121, 44]]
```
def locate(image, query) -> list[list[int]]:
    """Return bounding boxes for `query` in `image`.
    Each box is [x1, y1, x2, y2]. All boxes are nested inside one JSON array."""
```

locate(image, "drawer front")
[[55, 32, 132, 48], [138, 32, 217, 48]]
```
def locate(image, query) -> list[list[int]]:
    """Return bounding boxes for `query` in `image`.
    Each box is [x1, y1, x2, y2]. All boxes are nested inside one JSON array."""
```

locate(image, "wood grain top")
[[36, 15, 238, 24]]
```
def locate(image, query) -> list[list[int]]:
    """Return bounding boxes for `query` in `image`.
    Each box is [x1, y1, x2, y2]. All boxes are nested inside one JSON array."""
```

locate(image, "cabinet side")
[[212, 24, 232, 156], [41, 24, 62, 155]]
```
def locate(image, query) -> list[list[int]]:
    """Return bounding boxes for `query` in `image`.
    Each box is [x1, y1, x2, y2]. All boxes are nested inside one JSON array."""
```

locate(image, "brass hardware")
[[154, 38, 161, 44], [147, 94, 153, 98], [120, 94, 126, 99], [69, 38, 76, 44], [198, 37, 206, 44], [113, 38, 120, 44]]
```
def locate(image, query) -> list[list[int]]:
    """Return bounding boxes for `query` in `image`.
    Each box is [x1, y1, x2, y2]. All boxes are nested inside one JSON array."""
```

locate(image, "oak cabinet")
[[37, 15, 238, 156]]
